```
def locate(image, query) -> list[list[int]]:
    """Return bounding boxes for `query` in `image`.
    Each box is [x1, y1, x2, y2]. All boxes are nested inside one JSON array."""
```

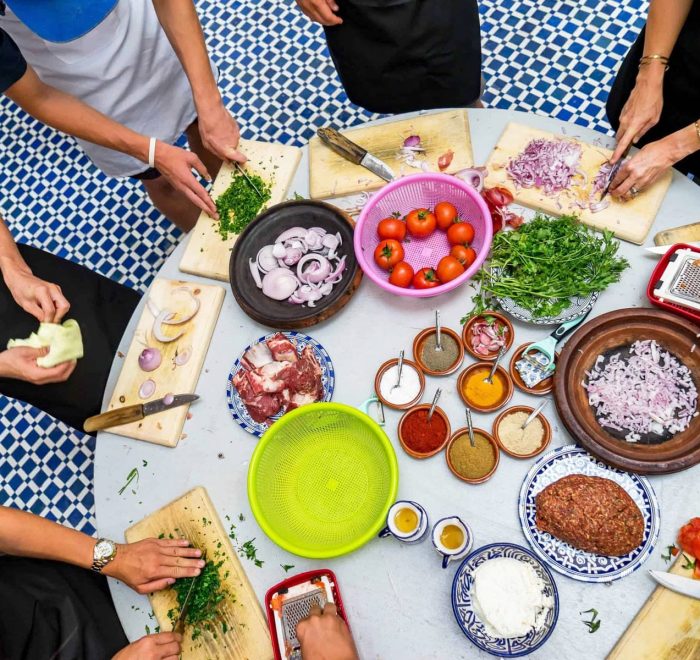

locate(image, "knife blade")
[[317, 127, 395, 182], [83, 394, 199, 433], [649, 570, 700, 599], [173, 550, 207, 635], [234, 162, 265, 200], [599, 144, 631, 201], [645, 241, 700, 255]]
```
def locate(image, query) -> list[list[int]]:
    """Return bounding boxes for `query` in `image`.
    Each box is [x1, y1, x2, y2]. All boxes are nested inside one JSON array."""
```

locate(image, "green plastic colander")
[[247, 402, 399, 559]]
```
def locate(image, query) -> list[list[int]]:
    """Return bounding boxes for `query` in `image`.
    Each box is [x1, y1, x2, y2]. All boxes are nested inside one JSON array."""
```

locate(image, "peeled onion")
[[138, 347, 162, 372], [262, 268, 299, 300]]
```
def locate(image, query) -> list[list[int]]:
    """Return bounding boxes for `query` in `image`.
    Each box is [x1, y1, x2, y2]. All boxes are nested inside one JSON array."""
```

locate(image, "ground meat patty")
[[535, 475, 644, 556]]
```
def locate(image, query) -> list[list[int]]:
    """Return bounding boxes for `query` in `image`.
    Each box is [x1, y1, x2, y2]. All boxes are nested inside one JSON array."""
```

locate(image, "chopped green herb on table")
[[463, 214, 629, 321], [216, 171, 271, 239], [580, 608, 601, 634]]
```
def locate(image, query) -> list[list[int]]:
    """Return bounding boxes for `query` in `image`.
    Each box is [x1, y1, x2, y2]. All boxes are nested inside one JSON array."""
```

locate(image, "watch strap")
[[91, 538, 117, 573]]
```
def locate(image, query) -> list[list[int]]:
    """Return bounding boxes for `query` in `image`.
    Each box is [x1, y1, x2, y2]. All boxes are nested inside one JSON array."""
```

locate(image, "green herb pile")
[[168, 558, 229, 641], [216, 172, 272, 240], [465, 214, 629, 320]]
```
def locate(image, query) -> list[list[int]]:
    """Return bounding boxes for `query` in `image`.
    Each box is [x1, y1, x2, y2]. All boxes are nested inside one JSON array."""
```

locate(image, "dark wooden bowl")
[[229, 200, 362, 329], [554, 308, 700, 475], [412, 327, 464, 376], [462, 311, 514, 361]]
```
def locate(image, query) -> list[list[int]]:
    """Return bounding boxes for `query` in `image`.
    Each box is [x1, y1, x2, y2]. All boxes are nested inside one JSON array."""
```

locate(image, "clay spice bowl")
[[457, 362, 513, 413], [397, 404, 451, 459], [462, 310, 514, 361], [375, 358, 425, 410], [445, 427, 500, 484], [413, 326, 464, 376], [509, 342, 557, 396], [492, 405, 552, 459]]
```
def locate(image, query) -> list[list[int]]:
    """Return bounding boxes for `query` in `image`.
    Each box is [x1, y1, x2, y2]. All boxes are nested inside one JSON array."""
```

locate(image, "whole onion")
[[138, 348, 162, 372]]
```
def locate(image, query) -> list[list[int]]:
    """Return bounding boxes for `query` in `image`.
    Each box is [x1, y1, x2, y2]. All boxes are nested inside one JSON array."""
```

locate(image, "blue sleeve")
[[0, 27, 27, 93]]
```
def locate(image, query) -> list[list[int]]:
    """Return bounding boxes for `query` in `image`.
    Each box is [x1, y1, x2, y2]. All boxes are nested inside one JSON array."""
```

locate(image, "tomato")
[[377, 214, 406, 241], [389, 261, 414, 288], [678, 517, 700, 560], [374, 239, 404, 271], [450, 244, 477, 267], [434, 201, 459, 231], [447, 221, 475, 246], [413, 267, 441, 289], [405, 208, 437, 238], [436, 255, 465, 283]]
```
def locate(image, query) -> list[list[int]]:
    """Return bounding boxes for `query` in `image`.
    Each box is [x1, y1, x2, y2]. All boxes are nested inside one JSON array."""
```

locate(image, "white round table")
[[95, 108, 699, 659]]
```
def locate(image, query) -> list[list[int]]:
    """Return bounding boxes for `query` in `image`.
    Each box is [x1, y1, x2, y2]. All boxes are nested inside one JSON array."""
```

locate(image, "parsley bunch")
[[465, 214, 629, 320]]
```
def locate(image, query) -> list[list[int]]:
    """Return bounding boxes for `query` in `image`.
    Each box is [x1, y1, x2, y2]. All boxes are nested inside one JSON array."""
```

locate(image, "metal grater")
[[654, 249, 700, 311]]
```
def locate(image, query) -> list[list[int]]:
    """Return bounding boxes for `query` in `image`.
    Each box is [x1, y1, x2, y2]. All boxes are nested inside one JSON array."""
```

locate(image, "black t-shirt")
[[0, 27, 27, 93]]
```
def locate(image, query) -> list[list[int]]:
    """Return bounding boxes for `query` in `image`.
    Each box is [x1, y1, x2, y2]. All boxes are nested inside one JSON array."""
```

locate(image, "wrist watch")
[[92, 538, 118, 573]]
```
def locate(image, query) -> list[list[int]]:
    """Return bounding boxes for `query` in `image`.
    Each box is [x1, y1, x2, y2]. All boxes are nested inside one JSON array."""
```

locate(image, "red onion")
[[297, 254, 331, 284], [138, 347, 162, 372], [507, 138, 583, 194], [173, 345, 192, 366], [276, 227, 308, 243], [138, 379, 156, 399], [262, 268, 299, 300], [256, 245, 279, 272], [153, 310, 183, 343], [249, 259, 263, 288], [160, 288, 200, 325], [163, 392, 175, 406], [454, 167, 486, 192], [403, 135, 422, 149]]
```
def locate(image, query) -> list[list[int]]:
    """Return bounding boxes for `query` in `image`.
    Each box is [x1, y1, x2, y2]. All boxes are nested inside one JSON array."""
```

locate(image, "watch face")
[[95, 539, 116, 561]]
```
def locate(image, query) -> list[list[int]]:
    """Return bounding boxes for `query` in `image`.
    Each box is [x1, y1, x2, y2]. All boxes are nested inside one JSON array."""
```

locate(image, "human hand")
[[296, 603, 358, 660], [296, 0, 342, 26], [112, 632, 182, 660], [196, 102, 247, 165], [3, 265, 70, 323], [154, 142, 218, 219], [104, 538, 205, 595], [609, 138, 676, 198], [0, 347, 76, 384], [611, 69, 664, 163]]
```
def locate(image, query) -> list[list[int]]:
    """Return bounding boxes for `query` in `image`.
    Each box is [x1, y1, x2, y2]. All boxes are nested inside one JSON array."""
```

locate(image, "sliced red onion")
[[271, 243, 287, 259], [249, 259, 263, 288], [308, 226, 327, 236], [507, 138, 583, 194], [153, 310, 184, 343], [257, 245, 279, 272], [138, 379, 156, 400], [159, 288, 200, 325], [174, 345, 192, 366], [146, 298, 161, 318], [276, 227, 308, 243], [138, 347, 162, 372], [454, 167, 486, 192], [262, 268, 299, 300], [403, 135, 422, 149], [163, 392, 175, 406], [282, 247, 303, 266], [589, 200, 610, 214], [297, 254, 331, 284]]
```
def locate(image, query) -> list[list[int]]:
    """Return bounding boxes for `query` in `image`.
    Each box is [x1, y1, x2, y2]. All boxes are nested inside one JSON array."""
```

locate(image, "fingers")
[[309, 602, 322, 617], [49, 284, 70, 322], [158, 538, 201, 551], [182, 185, 218, 220], [323, 603, 338, 616], [324, 0, 339, 11], [34, 286, 57, 323], [611, 127, 636, 164], [223, 147, 248, 164], [304, 0, 342, 25], [137, 578, 175, 594], [187, 153, 211, 182], [35, 360, 76, 384], [154, 632, 182, 646], [155, 642, 180, 657], [161, 556, 205, 572]]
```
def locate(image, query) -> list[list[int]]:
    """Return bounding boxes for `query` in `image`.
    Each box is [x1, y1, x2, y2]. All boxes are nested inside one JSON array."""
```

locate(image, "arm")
[[151, 0, 246, 163], [5, 66, 217, 217], [611, 0, 694, 161]]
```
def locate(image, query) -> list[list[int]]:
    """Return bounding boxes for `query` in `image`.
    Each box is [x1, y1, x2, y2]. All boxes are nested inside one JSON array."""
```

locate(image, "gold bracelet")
[[640, 54, 669, 64], [639, 60, 670, 72]]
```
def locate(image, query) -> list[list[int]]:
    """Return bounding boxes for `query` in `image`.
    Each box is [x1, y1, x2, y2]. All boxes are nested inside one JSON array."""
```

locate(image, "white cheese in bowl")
[[471, 557, 552, 638]]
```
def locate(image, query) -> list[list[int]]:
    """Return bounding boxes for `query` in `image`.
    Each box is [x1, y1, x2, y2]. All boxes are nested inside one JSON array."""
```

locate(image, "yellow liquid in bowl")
[[440, 524, 464, 550], [394, 507, 419, 533]]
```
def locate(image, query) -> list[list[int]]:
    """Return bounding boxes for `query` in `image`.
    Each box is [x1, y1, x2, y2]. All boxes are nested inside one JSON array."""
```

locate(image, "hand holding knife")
[[600, 144, 632, 201]]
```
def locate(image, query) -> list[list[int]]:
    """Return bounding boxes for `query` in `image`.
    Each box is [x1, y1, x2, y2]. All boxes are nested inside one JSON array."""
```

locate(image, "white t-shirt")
[[2, 0, 204, 177]]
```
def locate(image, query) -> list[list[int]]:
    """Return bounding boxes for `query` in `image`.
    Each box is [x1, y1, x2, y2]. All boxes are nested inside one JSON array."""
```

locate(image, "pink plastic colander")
[[354, 173, 493, 298]]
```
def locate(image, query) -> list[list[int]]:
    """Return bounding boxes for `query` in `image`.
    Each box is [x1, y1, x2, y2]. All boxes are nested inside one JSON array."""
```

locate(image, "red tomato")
[[447, 221, 475, 246], [374, 239, 404, 271], [405, 208, 437, 238], [377, 214, 406, 241], [436, 255, 465, 283], [413, 267, 441, 289], [389, 261, 414, 288], [434, 201, 459, 231], [678, 517, 700, 560], [450, 245, 477, 267]]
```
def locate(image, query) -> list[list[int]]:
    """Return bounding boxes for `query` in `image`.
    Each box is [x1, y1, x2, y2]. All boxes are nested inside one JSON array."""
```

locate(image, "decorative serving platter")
[[518, 445, 660, 583], [227, 331, 335, 436]]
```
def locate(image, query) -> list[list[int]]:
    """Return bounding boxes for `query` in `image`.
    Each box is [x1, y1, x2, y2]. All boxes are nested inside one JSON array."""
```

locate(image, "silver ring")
[[630, 186, 639, 197]]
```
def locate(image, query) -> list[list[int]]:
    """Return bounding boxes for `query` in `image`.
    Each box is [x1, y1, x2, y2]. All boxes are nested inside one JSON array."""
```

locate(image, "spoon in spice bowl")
[[484, 346, 507, 384], [521, 400, 548, 430], [435, 310, 443, 352], [427, 388, 442, 422], [391, 350, 405, 393], [465, 407, 476, 448]]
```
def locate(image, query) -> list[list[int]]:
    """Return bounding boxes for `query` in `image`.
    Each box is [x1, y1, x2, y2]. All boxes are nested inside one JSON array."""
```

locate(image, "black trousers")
[[0, 245, 140, 433], [324, 0, 482, 114], [0, 556, 128, 660]]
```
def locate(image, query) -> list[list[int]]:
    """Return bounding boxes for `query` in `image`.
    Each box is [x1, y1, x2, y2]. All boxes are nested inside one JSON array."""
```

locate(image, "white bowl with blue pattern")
[[227, 331, 335, 437], [518, 445, 660, 583], [452, 542, 559, 657]]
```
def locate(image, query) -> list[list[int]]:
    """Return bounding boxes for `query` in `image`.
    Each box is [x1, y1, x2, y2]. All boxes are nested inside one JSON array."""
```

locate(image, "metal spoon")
[[435, 310, 443, 352], [391, 350, 405, 392], [484, 346, 507, 384], [427, 388, 442, 422], [521, 400, 547, 430], [465, 407, 476, 448]]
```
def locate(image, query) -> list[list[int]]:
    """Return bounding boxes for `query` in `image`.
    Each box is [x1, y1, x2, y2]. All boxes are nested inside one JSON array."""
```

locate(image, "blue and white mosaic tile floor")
[[0, 0, 647, 534]]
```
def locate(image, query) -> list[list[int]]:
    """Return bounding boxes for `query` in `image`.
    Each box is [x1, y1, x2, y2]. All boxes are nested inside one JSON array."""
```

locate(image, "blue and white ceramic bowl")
[[227, 331, 335, 437], [452, 542, 559, 657], [378, 500, 429, 544], [518, 445, 660, 583]]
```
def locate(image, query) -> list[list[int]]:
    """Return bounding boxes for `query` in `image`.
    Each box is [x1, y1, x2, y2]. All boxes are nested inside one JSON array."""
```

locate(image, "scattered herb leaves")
[[580, 608, 601, 634], [661, 544, 679, 563], [682, 553, 696, 571], [118, 468, 139, 495], [281, 564, 295, 573], [216, 172, 272, 239]]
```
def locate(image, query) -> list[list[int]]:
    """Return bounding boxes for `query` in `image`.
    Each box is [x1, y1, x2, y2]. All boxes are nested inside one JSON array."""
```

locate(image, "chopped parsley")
[[281, 564, 295, 573], [580, 608, 601, 634], [216, 171, 271, 239]]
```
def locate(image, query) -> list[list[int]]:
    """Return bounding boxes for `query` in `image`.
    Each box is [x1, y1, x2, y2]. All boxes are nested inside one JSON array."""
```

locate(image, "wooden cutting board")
[[485, 122, 673, 244], [655, 221, 700, 246], [608, 556, 700, 659], [308, 109, 474, 199], [106, 278, 224, 447], [180, 138, 302, 282], [125, 487, 272, 660]]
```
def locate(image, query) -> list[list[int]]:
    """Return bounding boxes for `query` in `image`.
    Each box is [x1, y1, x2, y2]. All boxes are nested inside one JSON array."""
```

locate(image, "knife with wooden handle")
[[317, 127, 395, 182], [84, 394, 199, 433]]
